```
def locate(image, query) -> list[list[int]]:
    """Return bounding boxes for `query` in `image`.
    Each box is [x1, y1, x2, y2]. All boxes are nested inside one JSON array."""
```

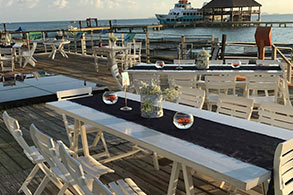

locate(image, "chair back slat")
[[30, 124, 59, 168], [205, 75, 236, 95], [2, 111, 33, 158], [168, 74, 195, 89], [178, 87, 205, 109], [258, 102, 293, 130], [57, 87, 92, 101], [216, 95, 254, 120], [274, 139, 293, 195], [59, 141, 113, 195]]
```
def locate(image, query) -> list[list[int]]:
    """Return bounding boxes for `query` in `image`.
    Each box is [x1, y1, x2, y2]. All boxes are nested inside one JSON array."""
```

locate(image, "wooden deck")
[[0, 103, 236, 195], [0, 53, 291, 194]]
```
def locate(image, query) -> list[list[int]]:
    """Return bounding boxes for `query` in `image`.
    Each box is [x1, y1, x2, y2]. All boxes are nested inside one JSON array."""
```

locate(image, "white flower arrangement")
[[197, 49, 211, 69]]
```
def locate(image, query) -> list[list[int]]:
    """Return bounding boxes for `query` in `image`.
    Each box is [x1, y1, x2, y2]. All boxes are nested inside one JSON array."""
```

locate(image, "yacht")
[[156, 0, 203, 24]]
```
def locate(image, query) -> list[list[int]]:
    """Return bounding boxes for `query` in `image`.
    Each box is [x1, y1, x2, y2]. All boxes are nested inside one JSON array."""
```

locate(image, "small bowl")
[[173, 112, 194, 130], [230, 61, 241, 68], [155, 61, 165, 69], [102, 91, 118, 105]]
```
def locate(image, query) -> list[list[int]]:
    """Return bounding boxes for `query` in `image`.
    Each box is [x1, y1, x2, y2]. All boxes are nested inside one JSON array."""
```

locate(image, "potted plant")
[[139, 81, 164, 118], [163, 86, 180, 103], [197, 49, 211, 69]]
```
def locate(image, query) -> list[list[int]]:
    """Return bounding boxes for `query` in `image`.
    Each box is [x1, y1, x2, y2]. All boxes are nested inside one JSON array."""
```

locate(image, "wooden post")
[[145, 32, 150, 63], [79, 21, 82, 29], [90, 30, 94, 52], [271, 45, 277, 60], [26, 33, 30, 50], [3, 23, 7, 32], [42, 32, 47, 53], [220, 34, 227, 63], [109, 20, 113, 32], [81, 32, 86, 55], [95, 18, 98, 27], [258, 6, 261, 21], [181, 35, 186, 60]]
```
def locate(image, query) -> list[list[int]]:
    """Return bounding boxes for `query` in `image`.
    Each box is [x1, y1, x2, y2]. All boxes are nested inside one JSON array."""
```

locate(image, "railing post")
[[145, 32, 150, 63], [26, 32, 30, 50], [181, 35, 186, 59], [42, 32, 47, 53], [81, 32, 86, 55], [220, 34, 227, 63], [90, 30, 94, 53], [271, 45, 277, 60]]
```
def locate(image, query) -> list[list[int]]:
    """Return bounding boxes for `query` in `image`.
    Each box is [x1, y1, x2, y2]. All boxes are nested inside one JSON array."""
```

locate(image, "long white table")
[[46, 92, 293, 194]]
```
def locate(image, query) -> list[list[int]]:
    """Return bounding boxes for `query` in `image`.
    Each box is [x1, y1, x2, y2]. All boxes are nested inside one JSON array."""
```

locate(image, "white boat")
[[156, 0, 203, 24]]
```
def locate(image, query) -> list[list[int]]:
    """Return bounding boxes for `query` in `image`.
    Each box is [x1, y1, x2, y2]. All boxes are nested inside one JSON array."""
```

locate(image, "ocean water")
[[1, 14, 293, 43]]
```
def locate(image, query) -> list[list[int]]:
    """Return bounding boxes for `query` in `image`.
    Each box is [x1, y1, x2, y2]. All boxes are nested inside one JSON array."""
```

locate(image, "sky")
[[0, 0, 292, 22]]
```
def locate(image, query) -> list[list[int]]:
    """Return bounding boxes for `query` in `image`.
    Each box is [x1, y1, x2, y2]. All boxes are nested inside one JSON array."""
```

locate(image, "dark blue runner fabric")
[[72, 93, 283, 171], [128, 65, 282, 71]]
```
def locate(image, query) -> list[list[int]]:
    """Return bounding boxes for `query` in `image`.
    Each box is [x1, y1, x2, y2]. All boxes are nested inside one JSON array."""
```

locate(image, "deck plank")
[[0, 103, 235, 194]]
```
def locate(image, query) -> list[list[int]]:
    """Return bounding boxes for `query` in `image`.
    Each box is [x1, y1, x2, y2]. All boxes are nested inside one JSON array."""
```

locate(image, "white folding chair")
[[128, 41, 142, 67], [0, 48, 15, 71], [22, 42, 37, 68], [57, 87, 110, 158], [58, 141, 146, 195], [168, 74, 196, 89], [205, 74, 236, 110], [132, 73, 160, 94], [178, 87, 205, 109], [30, 124, 114, 195], [274, 139, 293, 195], [216, 94, 254, 120], [258, 102, 293, 130], [245, 74, 280, 108], [2, 111, 48, 195]]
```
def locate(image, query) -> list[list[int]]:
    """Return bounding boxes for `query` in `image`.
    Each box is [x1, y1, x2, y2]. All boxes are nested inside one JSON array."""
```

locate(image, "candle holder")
[[173, 112, 194, 130]]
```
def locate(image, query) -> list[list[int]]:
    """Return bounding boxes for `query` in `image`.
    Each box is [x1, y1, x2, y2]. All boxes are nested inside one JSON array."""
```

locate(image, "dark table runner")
[[72, 93, 283, 171], [128, 65, 282, 72]]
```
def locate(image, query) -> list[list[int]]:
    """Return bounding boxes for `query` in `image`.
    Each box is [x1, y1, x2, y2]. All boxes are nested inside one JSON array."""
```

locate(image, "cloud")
[[95, 0, 104, 8], [53, 0, 68, 8], [17, 0, 39, 8]]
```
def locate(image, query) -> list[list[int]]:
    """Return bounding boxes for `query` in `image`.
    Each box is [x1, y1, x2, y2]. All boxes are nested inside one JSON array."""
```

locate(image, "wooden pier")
[[164, 21, 293, 28]]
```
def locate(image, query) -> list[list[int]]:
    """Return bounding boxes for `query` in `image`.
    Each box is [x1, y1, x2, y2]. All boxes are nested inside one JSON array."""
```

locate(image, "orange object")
[[177, 118, 191, 126], [255, 27, 273, 60], [236, 76, 246, 82]]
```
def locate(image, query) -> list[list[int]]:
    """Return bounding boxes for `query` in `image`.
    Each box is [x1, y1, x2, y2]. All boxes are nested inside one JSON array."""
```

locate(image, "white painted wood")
[[2, 111, 47, 195], [59, 141, 144, 195], [168, 74, 196, 89], [47, 93, 293, 191], [216, 94, 254, 120], [205, 74, 236, 110], [274, 139, 293, 195], [0, 48, 15, 71], [258, 102, 293, 130], [29, 124, 74, 195], [22, 42, 37, 68], [209, 60, 223, 64], [246, 74, 280, 106], [177, 87, 205, 109], [128, 42, 142, 67], [57, 87, 109, 157], [226, 59, 249, 65], [173, 59, 195, 64], [256, 60, 279, 66]]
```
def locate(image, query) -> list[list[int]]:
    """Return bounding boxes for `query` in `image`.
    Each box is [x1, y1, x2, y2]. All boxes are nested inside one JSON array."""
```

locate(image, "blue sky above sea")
[[0, 0, 292, 23]]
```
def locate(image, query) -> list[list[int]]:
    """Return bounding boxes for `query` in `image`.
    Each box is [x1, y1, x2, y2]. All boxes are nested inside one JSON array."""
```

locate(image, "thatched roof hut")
[[202, 0, 262, 22]]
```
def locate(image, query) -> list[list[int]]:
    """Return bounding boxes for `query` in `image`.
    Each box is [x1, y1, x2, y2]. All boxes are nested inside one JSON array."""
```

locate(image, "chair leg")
[[18, 164, 41, 194], [34, 175, 50, 195], [90, 131, 110, 157]]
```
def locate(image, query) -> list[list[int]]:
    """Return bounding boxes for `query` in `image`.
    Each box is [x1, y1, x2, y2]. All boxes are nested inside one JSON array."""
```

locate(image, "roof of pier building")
[[203, 0, 262, 9]]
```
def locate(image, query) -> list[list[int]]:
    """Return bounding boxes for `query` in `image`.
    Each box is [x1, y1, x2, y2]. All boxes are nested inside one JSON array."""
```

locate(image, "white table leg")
[[182, 164, 195, 195], [80, 121, 90, 157], [72, 119, 80, 153], [167, 161, 181, 195]]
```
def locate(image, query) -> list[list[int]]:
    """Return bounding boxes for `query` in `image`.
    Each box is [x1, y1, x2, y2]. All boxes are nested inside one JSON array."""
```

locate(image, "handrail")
[[273, 44, 292, 83]]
